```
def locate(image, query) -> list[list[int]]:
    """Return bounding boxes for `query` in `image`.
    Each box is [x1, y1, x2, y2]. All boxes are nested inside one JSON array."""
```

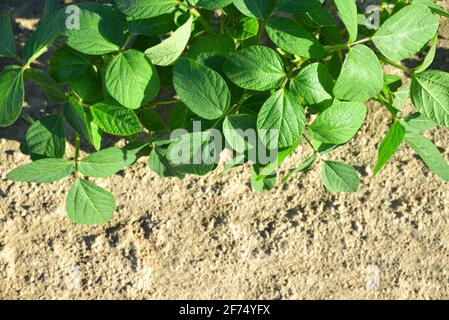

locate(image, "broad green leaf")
[[0, 66, 25, 127], [23, 9, 65, 62], [276, 0, 324, 13], [392, 84, 410, 111], [0, 15, 16, 57], [334, 0, 358, 43], [233, 0, 277, 20], [227, 16, 259, 40], [66, 179, 116, 225], [321, 161, 360, 193], [252, 163, 277, 192], [198, 0, 234, 9], [257, 89, 306, 148], [401, 113, 436, 133], [91, 100, 142, 136], [410, 70, 449, 128], [49, 45, 91, 84], [105, 49, 160, 109], [43, 0, 61, 19], [309, 101, 367, 144], [7, 159, 74, 184], [373, 121, 405, 176], [289, 63, 334, 111], [283, 154, 317, 182], [140, 109, 165, 131], [167, 130, 221, 176], [173, 58, 231, 120], [223, 46, 285, 91], [23, 68, 66, 103], [149, 147, 185, 179], [223, 114, 257, 153], [115, 0, 178, 19], [145, 17, 192, 66], [63, 98, 101, 150], [266, 17, 325, 58], [334, 45, 383, 103], [128, 14, 177, 36], [413, 0, 449, 18], [26, 115, 66, 159], [78, 147, 128, 178], [373, 4, 439, 62], [70, 67, 103, 103], [405, 132, 449, 182], [415, 32, 438, 74], [66, 3, 126, 55], [189, 34, 235, 71]]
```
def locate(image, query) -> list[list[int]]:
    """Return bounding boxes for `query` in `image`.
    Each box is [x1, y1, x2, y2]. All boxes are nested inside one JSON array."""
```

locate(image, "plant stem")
[[378, 56, 413, 75], [190, 8, 215, 34], [75, 132, 81, 167], [351, 37, 372, 46], [257, 21, 266, 43], [302, 133, 317, 154], [157, 99, 180, 105]]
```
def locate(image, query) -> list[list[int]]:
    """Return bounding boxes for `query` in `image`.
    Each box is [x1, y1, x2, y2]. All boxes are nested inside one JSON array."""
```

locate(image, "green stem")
[[350, 37, 372, 46], [257, 21, 266, 43], [302, 133, 317, 154], [75, 132, 81, 167], [379, 56, 413, 75], [190, 8, 215, 34], [157, 99, 180, 105]]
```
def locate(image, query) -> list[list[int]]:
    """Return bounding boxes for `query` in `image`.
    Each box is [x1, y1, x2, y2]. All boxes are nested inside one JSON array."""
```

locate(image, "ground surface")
[[1, 1, 449, 300]]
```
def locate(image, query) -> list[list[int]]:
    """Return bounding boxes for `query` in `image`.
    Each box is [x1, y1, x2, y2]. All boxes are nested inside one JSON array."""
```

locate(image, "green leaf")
[[405, 132, 449, 182], [334, 45, 383, 103], [66, 179, 116, 225], [373, 121, 405, 176], [223, 114, 257, 153], [78, 147, 128, 178], [410, 70, 449, 128], [252, 163, 277, 192], [283, 154, 317, 182], [140, 109, 165, 131], [309, 100, 367, 144], [334, 0, 358, 43], [128, 14, 177, 36], [223, 46, 285, 91], [173, 58, 231, 120], [401, 113, 436, 133], [197, 0, 234, 9], [145, 16, 193, 66], [115, 0, 178, 19], [70, 67, 103, 103], [266, 17, 325, 58], [49, 45, 91, 84], [66, 3, 126, 55], [0, 15, 16, 57], [167, 130, 221, 176], [189, 34, 235, 71], [414, 32, 438, 74], [63, 98, 101, 150], [149, 147, 184, 178], [257, 89, 306, 148], [0, 66, 25, 127], [233, 0, 277, 20], [23, 9, 65, 62], [7, 159, 74, 184], [23, 68, 66, 103], [373, 4, 439, 62], [276, 0, 324, 14], [91, 100, 142, 136], [413, 0, 449, 18], [321, 161, 360, 193], [227, 16, 259, 40], [289, 63, 334, 111], [105, 49, 160, 109], [26, 115, 66, 159]]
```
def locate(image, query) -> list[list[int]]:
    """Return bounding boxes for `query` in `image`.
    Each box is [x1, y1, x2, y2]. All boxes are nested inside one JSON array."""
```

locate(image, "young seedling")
[[1, 0, 448, 224]]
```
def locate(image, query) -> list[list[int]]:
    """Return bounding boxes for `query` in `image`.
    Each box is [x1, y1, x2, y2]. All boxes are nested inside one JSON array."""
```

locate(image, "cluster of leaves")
[[1, 0, 449, 224]]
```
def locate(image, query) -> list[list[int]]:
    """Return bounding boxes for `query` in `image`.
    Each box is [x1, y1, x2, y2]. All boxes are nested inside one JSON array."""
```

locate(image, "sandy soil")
[[1, 1, 449, 300]]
